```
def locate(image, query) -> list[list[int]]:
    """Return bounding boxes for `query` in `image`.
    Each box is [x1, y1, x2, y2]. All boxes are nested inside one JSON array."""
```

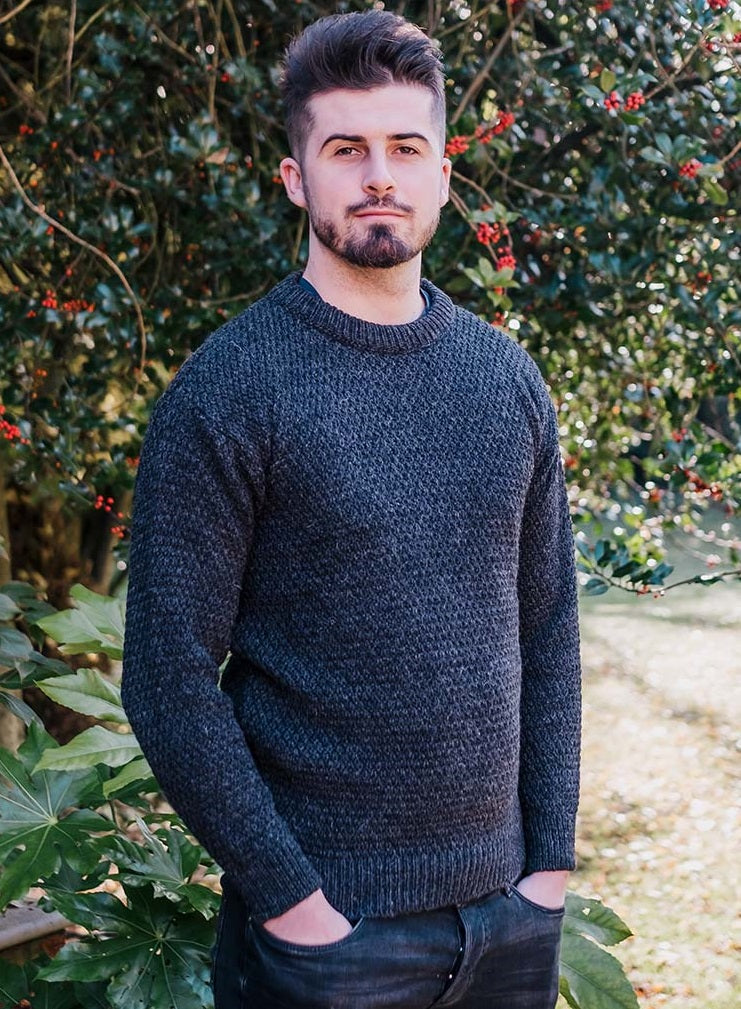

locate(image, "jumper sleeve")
[[120, 377, 322, 921], [516, 375, 582, 873]]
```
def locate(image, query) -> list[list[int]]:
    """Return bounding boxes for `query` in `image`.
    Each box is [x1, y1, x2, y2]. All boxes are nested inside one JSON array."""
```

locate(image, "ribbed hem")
[[269, 271, 454, 355], [311, 830, 526, 919]]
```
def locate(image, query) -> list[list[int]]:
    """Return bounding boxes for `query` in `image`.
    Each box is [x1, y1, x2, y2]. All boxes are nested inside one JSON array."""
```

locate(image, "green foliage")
[[0, 583, 637, 1007], [560, 894, 638, 1008], [0, 0, 738, 593], [37, 887, 215, 1009], [0, 583, 219, 1009], [0, 722, 110, 907]]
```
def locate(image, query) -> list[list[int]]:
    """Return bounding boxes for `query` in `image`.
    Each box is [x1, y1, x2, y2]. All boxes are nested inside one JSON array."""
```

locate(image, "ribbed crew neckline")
[[269, 271, 454, 355]]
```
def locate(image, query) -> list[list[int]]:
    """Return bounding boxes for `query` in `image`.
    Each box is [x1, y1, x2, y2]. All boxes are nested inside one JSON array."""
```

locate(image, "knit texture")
[[121, 272, 582, 923]]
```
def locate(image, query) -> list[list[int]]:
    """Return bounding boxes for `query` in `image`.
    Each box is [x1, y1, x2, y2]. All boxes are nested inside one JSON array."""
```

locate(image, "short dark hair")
[[280, 10, 446, 161]]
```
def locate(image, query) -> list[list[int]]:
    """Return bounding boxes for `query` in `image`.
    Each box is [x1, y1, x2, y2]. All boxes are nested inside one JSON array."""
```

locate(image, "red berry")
[[679, 158, 701, 179], [625, 91, 646, 111], [604, 91, 622, 110], [445, 135, 470, 157]]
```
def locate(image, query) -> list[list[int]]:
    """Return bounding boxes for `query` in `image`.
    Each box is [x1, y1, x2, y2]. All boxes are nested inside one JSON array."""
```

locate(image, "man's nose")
[[362, 154, 396, 196]]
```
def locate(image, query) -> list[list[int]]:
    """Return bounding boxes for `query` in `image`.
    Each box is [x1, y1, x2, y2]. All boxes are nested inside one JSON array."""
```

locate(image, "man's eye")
[[397, 146, 419, 155], [335, 146, 358, 156]]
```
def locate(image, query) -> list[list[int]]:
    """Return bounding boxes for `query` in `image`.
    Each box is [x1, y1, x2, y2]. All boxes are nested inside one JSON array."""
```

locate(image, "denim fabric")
[[210, 877, 563, 1009]]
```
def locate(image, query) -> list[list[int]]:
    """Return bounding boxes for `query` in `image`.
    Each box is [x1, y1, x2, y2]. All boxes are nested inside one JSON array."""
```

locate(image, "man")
[[121, 10, 581, 1009]]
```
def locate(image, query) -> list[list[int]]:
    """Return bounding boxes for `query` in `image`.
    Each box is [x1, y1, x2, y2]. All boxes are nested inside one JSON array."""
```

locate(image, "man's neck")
[[301, 246, 426, 325]]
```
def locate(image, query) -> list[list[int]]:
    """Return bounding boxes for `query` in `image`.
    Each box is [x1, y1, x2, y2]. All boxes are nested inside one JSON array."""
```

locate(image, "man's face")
[[281, 83, 451, 270]]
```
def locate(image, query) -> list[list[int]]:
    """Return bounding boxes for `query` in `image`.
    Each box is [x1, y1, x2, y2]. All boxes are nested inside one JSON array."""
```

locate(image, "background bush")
[[0, 0, 738, 601]]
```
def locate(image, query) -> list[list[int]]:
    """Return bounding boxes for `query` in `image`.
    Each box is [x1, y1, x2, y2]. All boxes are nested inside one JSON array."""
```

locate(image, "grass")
[[564, 572, 740, 1008]]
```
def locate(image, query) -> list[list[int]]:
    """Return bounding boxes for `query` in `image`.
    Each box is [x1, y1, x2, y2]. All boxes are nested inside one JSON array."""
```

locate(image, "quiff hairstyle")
[[279, 10, 446, 162]]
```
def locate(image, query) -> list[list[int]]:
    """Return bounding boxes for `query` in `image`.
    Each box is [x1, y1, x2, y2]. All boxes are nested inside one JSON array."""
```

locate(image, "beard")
[[305, 190, 440, 269]]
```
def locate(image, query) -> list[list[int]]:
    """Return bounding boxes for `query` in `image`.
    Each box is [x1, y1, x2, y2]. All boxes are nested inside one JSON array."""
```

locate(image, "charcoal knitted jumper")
[[121, 272, 582, 924]]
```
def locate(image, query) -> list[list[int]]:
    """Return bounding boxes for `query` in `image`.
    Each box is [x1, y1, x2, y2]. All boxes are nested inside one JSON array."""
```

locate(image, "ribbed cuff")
[[522, 815, 577, 873], [230, 831, 323, 922]]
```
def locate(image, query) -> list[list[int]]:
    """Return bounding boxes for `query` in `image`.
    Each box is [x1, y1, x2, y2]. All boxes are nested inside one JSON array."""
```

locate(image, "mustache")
[[346, 198, 414, 215]]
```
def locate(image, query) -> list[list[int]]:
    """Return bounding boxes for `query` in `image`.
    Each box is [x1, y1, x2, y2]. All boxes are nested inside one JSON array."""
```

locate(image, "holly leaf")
[[599, 69, 616, 93]]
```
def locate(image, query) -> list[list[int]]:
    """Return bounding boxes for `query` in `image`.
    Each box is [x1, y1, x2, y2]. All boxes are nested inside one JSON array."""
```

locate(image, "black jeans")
[[210, 877, 563, 1009]]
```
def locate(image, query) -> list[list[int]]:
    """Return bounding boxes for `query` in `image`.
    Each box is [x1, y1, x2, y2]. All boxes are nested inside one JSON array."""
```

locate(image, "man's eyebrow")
[[318, 132, 432, 152]]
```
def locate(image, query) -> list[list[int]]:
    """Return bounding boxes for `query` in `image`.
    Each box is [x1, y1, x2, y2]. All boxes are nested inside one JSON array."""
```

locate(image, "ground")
[[565, 574, 740, 1009]]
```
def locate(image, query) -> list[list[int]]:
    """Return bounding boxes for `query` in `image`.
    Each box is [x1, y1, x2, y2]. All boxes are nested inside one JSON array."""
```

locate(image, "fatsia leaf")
[[563, 893, 633, 947], [35, 609, 121, 660], [35, 586, 125, 660], [0, 723, 113, 908], [33, 725, 141, 773], [38, 888, 215, 1009], [0, 626, 34, 668], [37, 668, 126, 724], [0, 593, 20, 620], [102, 756, 155, 799], [103, 818, 218, 918], [68, 586, 125, 645], [0, 688, 45, 728], [0, 953, 82, 1009], [559, 931, 639, 1009]]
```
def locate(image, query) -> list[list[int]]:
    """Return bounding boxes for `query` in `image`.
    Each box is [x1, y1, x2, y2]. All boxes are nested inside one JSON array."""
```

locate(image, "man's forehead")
[[306, 84, 436, 136]]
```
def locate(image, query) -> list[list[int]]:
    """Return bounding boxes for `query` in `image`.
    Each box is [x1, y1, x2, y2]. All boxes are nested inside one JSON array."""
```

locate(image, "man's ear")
[[439, 156, 452, 208], [280, 157, 307, 210]]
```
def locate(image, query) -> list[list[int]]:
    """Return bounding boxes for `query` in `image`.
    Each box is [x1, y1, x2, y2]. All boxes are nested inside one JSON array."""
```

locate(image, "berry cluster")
[[18, 124, 33, 136], [41, 290, 57, 309], [496, 251, 516, 271], [61, 298, 95, 313], [94, 494, 128, 539], [680, 466, 723, 501], [94, 495, 116, 513], [679, 158, 702, 179], [603, 91, 621, 110], [708, 0, 729, 10], [0, 405, 29, 444], [474, 112, 516, 144], [445, 112, 515, 158], [596, 1, 612, 10], [625, 90, 646, 111], [476, 222, 507, 246], [445, 135, 470, 157]]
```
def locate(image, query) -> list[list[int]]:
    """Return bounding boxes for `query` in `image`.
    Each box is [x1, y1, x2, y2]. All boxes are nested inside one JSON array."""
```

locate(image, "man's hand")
[[260, 889, 353, 945], [515, 870, 569, 909]]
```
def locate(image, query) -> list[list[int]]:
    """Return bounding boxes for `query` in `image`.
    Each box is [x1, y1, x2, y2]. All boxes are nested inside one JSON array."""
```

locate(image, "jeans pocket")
[[250, 915, 367, 956], [510, 885, 565, 917]]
